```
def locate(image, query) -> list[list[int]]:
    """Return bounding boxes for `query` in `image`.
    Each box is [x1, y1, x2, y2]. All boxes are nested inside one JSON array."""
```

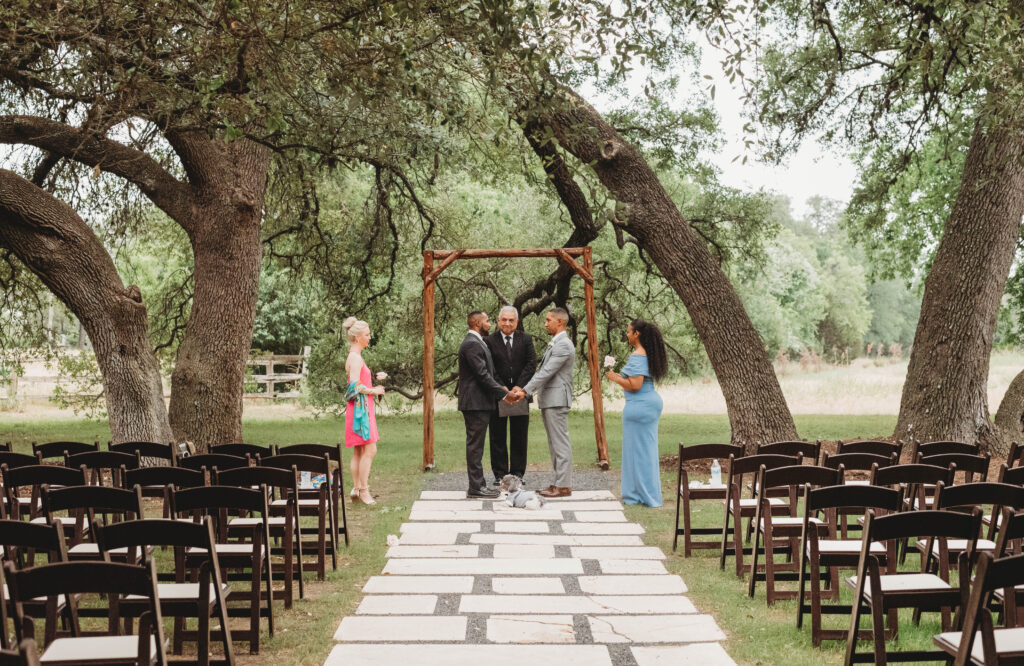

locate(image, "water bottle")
[[300, 471, 312, 489], [710, 459, 722, 487]]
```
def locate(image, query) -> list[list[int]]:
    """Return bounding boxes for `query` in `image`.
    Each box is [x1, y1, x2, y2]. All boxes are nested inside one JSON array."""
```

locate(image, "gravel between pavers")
[[423, 467, 622, 492]]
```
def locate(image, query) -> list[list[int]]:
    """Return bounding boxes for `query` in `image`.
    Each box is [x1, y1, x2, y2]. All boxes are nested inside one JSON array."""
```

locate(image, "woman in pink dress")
[[343, 317, 384, 504]]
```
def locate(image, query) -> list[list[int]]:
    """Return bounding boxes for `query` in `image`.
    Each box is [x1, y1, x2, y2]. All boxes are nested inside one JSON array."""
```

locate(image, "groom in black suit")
[[457, 310, 512, 498], [485, 305, 536, 483]]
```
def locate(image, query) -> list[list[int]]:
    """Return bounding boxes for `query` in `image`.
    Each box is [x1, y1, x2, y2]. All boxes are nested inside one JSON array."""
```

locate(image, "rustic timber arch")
[[422, 247, 610, 471]]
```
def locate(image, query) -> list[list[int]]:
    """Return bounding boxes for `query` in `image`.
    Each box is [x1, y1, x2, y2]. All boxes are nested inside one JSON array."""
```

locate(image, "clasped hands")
[[503, 386, 526, 404]]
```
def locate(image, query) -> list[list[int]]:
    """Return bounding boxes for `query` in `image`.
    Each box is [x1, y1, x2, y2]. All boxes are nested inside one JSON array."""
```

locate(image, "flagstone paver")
[[326, 488, 733, 666]]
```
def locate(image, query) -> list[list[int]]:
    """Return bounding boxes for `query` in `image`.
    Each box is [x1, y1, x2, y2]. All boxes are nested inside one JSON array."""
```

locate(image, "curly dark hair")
[[630, 319, 668, 382]]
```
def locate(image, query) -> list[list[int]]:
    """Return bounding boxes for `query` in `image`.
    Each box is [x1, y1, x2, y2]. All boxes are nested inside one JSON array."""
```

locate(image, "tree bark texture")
[[895, 120, 1024, 453], [0, 169, 174, 444], [994, 367, 1024, 444], [165, 134, 270, 450], [530, 91, 798, 447]]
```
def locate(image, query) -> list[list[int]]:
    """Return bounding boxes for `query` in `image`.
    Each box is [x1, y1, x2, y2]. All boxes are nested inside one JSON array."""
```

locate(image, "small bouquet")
[[376, 371, 388, 381], [603, 355, 616, 369], [386, 534, 400, 547]]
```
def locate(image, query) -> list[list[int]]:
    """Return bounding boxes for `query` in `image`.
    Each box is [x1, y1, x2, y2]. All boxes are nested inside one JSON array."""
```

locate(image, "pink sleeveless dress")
[[345, 361, 379, 448]]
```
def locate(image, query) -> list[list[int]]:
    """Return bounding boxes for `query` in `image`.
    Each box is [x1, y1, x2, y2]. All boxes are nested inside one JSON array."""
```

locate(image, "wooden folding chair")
[[6, 560, 166, 666], [215, 465, 304, 607], [273, 443, 348, 552], [934, 551, 1024, 665], [747, 464, 842, 603], [169, 485, 272, 655], [823, 452, 898, 538], [719, 453, 801, 577], [844, 508, 982, 665], [0, 456, 47, 521], [672, 443, 743, 555], [0, 521, 69, 648], [258, 453, 337, 578], [94, 517, 234, 666], [797, 484, 902, 645], [40, 485, 144, 562], [176, 455, 249, 480], [2, 465, 86, 529], [919, 452, 991, 485], [65, 451, 139, 487]]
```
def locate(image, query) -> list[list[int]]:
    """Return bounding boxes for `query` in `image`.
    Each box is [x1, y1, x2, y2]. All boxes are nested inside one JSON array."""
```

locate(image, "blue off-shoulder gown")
[[620, 354, 664, 507]]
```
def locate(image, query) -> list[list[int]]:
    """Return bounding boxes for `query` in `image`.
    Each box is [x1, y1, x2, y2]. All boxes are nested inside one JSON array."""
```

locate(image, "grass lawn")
[[1, 411, 954, 665]]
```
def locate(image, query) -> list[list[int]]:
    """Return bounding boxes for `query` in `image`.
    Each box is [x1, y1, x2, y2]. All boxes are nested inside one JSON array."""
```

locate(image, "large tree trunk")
[[166, 136, 269, 450], [895, 120, 1024, 453], [994, 368, 1024, 445], [528, 91, 798, 446], [0, 169, 173, 444]]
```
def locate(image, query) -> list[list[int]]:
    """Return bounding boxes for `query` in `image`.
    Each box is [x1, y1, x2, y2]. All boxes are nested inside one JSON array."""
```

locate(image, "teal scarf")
[[345, 381, 371, 440]]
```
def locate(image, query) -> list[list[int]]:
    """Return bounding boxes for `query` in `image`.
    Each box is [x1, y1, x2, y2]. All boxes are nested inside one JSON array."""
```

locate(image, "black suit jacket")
[[485, 330, 537, 391], [457, 332, 508, 411]]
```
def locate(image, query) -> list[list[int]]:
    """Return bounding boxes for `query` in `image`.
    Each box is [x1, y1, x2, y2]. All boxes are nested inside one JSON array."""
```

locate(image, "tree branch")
[[0, 115, 190, 226]]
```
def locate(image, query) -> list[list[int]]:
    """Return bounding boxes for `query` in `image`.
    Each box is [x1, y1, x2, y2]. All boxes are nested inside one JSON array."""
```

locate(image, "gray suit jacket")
[[522, 332, 574, 409]]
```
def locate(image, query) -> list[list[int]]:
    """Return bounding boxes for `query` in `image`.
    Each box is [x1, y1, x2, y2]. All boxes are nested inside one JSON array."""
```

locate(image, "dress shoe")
[[467, 486, 500, 498], [538, 486, 571, 498]]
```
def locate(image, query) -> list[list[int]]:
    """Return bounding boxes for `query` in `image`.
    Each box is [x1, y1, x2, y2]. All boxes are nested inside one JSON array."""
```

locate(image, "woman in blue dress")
[[605, 319, 667, 507]]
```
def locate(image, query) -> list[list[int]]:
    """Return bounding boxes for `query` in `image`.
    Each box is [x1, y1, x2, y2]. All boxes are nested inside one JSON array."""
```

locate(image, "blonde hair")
[[342, 316, 370, 342]]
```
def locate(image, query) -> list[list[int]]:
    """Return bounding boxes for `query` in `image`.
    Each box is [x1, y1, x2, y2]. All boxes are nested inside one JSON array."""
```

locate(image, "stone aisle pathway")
[[324, 490, 733, 665]]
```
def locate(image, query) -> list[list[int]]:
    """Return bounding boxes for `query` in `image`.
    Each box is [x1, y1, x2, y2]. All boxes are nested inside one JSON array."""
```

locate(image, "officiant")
[[486, 305, 537, 485]]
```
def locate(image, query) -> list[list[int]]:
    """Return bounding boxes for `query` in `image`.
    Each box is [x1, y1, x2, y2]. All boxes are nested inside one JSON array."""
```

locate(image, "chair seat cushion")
[[934, 627, 1024, 663], [127, 582, 229, 602], [915, 539, 996, 555], [846, 573, 951, 601], [30, 516, 80, 527], [809, 540, 886, 555], [230, 517, 286, 527], [68, 543, 129, 556], [760, 516, 822, 529], [188, 544, 265, 556], [41, 635, 158, 664], [724, 497, 786, 510], [272, 498, 322, 507]]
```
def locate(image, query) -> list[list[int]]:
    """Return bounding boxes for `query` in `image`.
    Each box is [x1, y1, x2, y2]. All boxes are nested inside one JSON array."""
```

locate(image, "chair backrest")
[[870, 462, 953, 487], [210, 443, 272, 458], [805, 484, 903, 515], [4, 559, 166, 664], [678, 443, 744, 464], [258, 452, 330, 475], [65, 451, 139, 486], [176, 453, 248, 472], [934, 482, 1024, 513], [864, 507, 982, 544], [756, 441, 820, 464], [123, 466, 205, 490], [760, 464, 843, 492], [0, 453, 39, 470], [728, 453, 803, 478], [1006, 441, 1023, 469], [0, 443, 9, 452], [0, 519, 68, 566], [41, 485, 143, 531], [837, 439, 904, 459], [169, 485, 269, 545], [108, 441, 175, 464], [31, 441, 98, 460], [215, 464, 298, 494], [992, 508, 1024, 557], [952, 551, 1024, 665], [914, 440, 979, 458], [1000, 464, 1024, 487], [273, 443, 343, 463], [822, 451, 897, 472], [919, 452, 990, 481]]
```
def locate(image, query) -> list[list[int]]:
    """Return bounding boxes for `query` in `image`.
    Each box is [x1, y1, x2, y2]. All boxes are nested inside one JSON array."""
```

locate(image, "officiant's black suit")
[[485, 329, 537, 480]]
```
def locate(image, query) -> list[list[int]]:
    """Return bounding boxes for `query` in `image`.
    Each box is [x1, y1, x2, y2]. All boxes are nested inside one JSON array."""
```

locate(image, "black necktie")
[[505, 335, 512, 356]]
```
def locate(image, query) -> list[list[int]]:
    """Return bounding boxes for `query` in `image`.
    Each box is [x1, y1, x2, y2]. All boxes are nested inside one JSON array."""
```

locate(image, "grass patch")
[[3, 411, 937, 666]]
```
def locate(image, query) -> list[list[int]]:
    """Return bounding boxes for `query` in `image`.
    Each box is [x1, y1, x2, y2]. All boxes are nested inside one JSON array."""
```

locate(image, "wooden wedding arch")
[[422, 247, 610, 471]]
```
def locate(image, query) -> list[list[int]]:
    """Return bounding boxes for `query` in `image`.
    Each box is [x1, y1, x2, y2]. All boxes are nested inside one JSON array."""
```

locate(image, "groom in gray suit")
[[511, 307, 575, 498]]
